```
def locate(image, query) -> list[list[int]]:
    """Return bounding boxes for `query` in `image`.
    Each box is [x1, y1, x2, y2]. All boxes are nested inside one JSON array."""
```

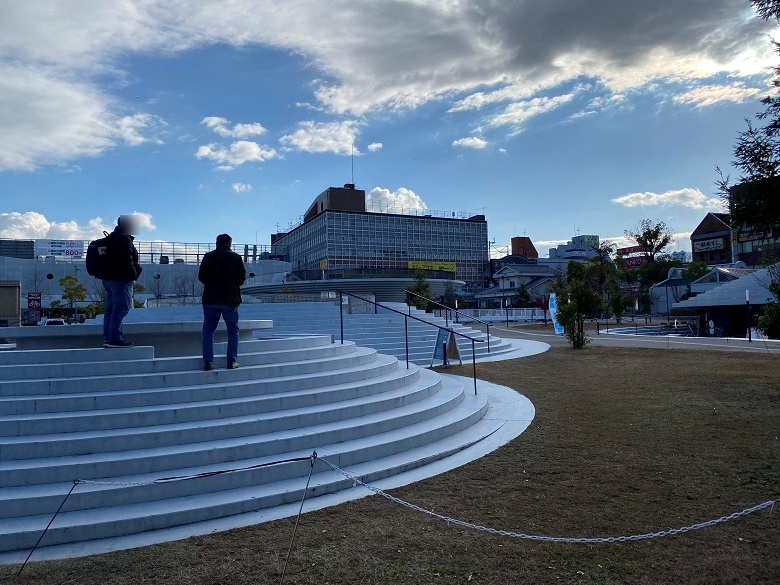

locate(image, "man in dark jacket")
[[198, 233, 246, 370], [103, 215, 142, 348]]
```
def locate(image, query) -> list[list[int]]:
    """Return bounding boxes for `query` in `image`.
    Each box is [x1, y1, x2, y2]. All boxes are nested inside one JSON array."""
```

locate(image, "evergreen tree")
[[407, 271, 432, 310], [554, 261, 602, 349], [716, 1, 780, 233]]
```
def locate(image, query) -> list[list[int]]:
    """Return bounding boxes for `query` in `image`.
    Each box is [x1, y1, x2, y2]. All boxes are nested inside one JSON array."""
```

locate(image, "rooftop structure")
[[547, 234, 599, 260]]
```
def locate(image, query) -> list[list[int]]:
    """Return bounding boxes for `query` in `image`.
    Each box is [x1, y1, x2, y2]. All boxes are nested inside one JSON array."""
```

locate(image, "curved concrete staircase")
[[0, 333, 505, 560], [125, 301, 521, 365]]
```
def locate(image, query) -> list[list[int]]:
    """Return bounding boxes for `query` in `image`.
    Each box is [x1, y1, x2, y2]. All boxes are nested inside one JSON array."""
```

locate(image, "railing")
[[453, 307, 544, 324], [404, 290, 492, 353], [336, 290, 484, 395]]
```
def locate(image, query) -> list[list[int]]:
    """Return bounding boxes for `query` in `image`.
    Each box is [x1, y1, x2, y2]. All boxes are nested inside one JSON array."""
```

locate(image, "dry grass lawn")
[[3, 346, 779, 584]]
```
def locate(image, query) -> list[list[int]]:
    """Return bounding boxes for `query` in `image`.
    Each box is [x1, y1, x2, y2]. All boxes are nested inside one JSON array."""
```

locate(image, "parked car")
[[43, 318, 66, 326]]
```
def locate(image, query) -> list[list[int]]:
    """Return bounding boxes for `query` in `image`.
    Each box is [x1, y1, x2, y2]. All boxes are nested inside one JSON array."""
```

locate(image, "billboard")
[[37, 240, 84, 259], [408, 260, 456, 272], [693, 238, 724, 252], [616, 245, 649, 256]]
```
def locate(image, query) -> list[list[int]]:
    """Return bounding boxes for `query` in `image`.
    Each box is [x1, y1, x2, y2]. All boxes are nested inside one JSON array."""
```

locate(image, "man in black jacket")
[[198, 233, 246, 370], [103, 215, 142, 348]]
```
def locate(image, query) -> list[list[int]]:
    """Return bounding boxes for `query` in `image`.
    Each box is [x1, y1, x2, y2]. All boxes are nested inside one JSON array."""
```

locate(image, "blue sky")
[[0, 0, 777, 257]]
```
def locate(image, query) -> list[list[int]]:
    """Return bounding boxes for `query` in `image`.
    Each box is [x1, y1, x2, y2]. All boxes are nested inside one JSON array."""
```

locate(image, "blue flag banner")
[[548, 293, 565, 335]]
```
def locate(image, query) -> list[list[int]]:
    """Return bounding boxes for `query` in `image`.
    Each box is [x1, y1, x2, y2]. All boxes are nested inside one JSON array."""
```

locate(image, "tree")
[[407, 271, 432, 311], [554, 261, 602, 349], [515, 283, 532, 308], [757, 281, 780, 338], [624, 219, 673, 263], [441, 280, 460, 309], [716, 1, 780, 233], [86, 279, 106, 314], [133, 282, 146, 309], [59, 274, 87, 323], [150, 273, 167, 302], [587, 241, 617, 307], [681, 261, 709, 283], [172, 273, 201, 305], [606, 281, 631, 323]]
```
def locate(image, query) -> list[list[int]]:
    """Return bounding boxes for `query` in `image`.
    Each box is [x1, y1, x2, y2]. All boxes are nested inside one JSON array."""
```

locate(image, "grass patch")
[[5, 346, 779, 584]]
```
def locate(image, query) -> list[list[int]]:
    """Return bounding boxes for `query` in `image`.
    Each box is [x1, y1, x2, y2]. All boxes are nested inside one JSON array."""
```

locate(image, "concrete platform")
[[0, 320, 272, 357]]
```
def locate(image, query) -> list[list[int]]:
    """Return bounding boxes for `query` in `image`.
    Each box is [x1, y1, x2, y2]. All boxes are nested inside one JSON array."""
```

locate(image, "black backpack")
[[85, 231, 113, 279]]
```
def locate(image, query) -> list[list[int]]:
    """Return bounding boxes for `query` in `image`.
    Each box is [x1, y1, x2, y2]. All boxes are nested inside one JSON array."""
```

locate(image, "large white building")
[[271, 185, 490, 291]]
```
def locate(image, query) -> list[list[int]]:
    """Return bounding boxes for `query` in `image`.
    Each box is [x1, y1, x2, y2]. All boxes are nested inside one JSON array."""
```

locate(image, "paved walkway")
[[468, 322, 780, 354]]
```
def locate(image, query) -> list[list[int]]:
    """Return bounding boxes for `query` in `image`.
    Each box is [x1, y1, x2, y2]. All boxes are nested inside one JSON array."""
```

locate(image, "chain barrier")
[[74, 455, 314, 487], [319, 457, 776, 544], [16, 454, 317, 577]]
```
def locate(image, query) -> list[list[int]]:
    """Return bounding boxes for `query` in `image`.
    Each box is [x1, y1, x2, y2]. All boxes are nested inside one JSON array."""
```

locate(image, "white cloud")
[[231, 182, 253, 193], [195, 141, 279, 166], [449, 83, 541, 113], [673, 83, 763, 107], [487, 94, 577, 132], [117, 113, 166, 146], [201, 117, 267, 138], [279, 120, 360, 155], [366, 187, 428, 212], [367, 142, 383, 152], [0, 210, 155, 239], [1, 1, 777, 171], [130, 211, 157, 231], [612, 188, 725, 211], [452, 136, 488, 149]]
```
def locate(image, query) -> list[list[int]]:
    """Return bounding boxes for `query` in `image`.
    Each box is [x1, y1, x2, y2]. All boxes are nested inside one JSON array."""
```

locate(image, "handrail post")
[[472, 339, 477, 395], [404, 317, 409, 369], [487, 323, 491, 353], [339, 291, 344, 344]]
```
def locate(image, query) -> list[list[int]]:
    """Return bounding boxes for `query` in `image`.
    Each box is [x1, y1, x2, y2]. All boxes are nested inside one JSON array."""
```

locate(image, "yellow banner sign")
[[408, 260, 456, 272], [320, 259, 328, 269]]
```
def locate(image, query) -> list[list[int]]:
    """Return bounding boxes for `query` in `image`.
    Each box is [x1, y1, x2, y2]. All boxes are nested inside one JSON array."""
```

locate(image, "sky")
[[0, 0, 778, 258]]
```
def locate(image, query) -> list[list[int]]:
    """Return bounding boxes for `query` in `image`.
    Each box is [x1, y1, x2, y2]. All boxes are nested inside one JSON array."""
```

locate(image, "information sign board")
[[37, 240, 84, 259]]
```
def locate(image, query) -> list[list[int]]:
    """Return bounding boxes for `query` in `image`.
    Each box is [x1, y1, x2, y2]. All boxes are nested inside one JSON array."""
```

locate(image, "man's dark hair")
[[216, 233, 233, 247]]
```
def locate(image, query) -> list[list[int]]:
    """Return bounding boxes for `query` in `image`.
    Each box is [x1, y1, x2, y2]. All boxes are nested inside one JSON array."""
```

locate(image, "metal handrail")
[[336, 290, 483, 395], [404, 289, 491, 353]]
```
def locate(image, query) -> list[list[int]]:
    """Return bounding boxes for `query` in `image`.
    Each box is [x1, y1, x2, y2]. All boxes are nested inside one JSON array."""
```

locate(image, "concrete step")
[[0, 377, 487, 551], [0, 344, 378, 397], [0, 348, 403, 417], [0, 316, 511, 558], [0, 336, 333, 381], [0, 368, 465, 488], [0, 366, 430, 458]]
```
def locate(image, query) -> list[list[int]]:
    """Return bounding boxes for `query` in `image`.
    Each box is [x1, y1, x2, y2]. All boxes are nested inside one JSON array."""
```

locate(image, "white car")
[[43, 318, 66, 326]]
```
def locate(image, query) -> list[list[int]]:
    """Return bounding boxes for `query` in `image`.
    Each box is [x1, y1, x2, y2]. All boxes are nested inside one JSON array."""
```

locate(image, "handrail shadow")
[[336, 290, 482, 395]]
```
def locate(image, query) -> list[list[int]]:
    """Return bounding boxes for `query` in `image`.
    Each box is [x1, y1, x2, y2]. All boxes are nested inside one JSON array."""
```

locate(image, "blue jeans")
[[202, 304, 240, 363], [103, 280, 133, 343]]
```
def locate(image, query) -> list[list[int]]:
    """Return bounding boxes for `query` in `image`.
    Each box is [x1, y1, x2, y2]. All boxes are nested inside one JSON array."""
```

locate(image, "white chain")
[[75, 478, 156, 486], [319, 457, 777, 543]]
